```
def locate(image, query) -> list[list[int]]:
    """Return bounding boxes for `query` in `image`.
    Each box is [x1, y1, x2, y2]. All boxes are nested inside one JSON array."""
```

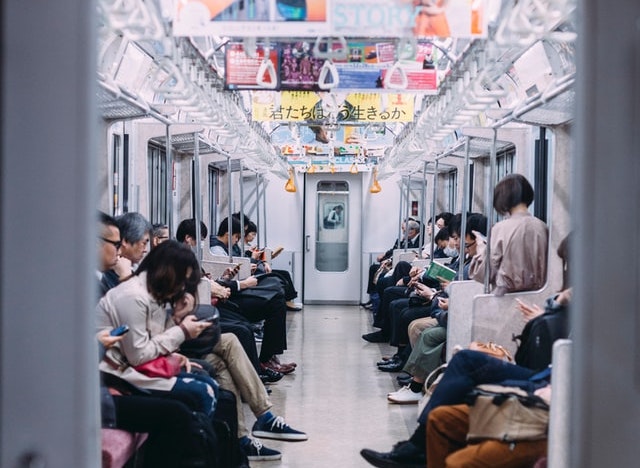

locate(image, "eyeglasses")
[[100, 237, 122, 249], [464, 241, 476, 250]]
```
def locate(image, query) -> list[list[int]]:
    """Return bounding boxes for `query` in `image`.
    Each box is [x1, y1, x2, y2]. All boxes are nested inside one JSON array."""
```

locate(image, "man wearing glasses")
[[103, 212, 152, 286]]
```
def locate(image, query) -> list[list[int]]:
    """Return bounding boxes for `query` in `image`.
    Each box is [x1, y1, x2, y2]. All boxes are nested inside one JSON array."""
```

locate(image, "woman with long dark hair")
[[97, 240, 217, 414]]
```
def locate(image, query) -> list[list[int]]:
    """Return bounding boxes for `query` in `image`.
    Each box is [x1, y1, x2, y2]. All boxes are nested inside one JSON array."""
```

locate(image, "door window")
[[316, 181, 349, 272]]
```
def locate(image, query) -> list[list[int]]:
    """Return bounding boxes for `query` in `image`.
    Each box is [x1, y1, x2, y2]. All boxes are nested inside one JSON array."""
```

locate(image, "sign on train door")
[[303, 173, 362, 304]]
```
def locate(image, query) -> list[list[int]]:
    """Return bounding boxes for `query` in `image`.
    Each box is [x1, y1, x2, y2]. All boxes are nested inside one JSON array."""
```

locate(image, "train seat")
[[101, 428, 147, 468], [445, 280, 485, 359], [467, 288, 553, 357]]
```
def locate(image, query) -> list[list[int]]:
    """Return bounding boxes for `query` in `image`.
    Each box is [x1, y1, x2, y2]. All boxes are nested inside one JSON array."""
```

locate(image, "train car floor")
[[248, 304, 416, 467]]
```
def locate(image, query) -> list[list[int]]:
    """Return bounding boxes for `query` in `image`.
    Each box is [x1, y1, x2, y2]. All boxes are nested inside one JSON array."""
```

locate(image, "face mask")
[[444, 246, 459, 258]]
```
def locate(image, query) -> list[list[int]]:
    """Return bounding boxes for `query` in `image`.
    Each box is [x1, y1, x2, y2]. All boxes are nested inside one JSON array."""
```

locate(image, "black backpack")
[[513, 308, 569, 371], [176, 410, 219, 468]]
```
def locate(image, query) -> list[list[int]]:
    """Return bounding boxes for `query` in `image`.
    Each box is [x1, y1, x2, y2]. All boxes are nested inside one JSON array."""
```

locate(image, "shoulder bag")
[[134, 354, 182, 378], [466, 384, 550, 442]]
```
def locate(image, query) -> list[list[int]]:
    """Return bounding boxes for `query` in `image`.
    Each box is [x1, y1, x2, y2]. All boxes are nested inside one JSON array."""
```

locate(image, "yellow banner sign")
[[252, 91, 414, 122]]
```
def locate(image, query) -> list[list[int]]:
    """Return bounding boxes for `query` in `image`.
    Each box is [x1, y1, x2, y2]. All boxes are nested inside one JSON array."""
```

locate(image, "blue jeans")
[[172, 371, 219, 416], [417, 350, 536, 425]]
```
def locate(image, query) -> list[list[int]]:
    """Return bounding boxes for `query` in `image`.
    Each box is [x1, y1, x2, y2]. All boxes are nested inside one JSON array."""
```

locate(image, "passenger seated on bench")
[[96, 212, 217, 467], [173, 219, 308, 460], [106, 212, 153, 284], [150, 223, 169, 248], [469, 173, 548, 296], [208, 217, 298, 375], [384, 214, 487, 395], [421, 212, 453, 258], [175, 218, 284, 385], [363, 214, 462, 345], [238, 217, 301, 311], [361, 238, 571, 468], [97, 241, 220, 415], [363, 218, 421, 308], [426, 386, 550, 468]]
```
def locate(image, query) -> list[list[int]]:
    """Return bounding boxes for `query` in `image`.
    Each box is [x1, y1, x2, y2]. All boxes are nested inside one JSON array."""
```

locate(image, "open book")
[[269, 246, 284, 260], [425, 261, 457, 282]]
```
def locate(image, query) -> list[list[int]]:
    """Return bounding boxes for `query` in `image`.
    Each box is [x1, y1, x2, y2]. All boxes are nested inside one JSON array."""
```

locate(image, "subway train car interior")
[[2, 0, 640, 467]]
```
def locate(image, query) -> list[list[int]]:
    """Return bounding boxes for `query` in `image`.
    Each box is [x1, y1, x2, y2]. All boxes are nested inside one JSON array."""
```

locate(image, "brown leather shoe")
[[272, 355, 297, 368], [261, 358, 295, 375]]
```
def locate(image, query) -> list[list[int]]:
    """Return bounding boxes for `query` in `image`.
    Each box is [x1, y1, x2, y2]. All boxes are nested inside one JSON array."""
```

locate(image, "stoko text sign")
[[332, 1, 415, 37]]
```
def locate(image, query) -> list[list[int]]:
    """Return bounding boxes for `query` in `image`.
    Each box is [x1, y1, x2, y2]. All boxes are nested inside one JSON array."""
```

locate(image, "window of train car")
[[148, 143, 168, 224], [208, 166, 220, 240], [446, 170, 457, 212], [316, 181, 349, 272]]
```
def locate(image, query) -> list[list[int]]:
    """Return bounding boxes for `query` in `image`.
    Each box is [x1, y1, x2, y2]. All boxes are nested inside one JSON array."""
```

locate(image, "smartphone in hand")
[[196, 315, 217, 322], [110, 324, 130, 336]]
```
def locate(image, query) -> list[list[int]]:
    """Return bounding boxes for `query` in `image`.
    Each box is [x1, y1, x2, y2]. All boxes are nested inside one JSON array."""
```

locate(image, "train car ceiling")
[[96, 0, 576, 177]]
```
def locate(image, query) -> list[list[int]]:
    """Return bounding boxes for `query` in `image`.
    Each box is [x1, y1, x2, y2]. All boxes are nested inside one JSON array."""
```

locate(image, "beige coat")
[[97, 272, 186, 391], [469, 212, 548, 296]]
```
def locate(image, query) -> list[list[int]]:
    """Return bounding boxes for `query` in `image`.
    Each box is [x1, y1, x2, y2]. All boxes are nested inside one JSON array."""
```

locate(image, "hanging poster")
[[251, 91, 415, 122], [225, 42, 279, 90], [174, 0, 331, 37], [332, 0, 486, 38]]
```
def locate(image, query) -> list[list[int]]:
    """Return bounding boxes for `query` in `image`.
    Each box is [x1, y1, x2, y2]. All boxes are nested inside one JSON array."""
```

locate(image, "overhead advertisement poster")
[[225, 40, 440, 92], [174, 0, 331, 37], [225, 42, 280, 90], [174, 0, 485, 38], [332, 0, 486, 38], [251, 91, 414, 123]]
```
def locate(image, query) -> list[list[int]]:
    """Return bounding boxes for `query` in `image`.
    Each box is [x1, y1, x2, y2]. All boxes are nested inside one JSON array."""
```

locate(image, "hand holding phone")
[[110, 324, 130, 336]]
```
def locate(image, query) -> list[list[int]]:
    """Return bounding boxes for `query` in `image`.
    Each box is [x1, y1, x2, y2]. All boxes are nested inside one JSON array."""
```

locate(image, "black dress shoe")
[[360, 441, 426, 468], [376, 354, 399, 367], [259, 367, 284, 384], [360, 301, 372, 308], [362, 330, 389, 343], [378, 360, 405, 372]]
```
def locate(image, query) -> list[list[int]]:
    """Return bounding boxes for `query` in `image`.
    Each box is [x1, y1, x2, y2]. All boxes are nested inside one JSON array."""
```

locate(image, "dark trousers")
[[373, 287, 407, 333], [389, 302, 432, 347], [113, 395, 196, 468], [271, 269, 298, 301], [231, 285, 287, 362]]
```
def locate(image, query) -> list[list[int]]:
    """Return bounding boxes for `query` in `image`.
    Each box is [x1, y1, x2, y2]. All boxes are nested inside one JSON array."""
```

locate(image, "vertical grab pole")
[[238, 163, 245, 255], [255, 173, 262, 248], [404, 174, 411, 250], [193, 133, 202, 263], [484, 128, 498, 293], [397, 176, 405, 252], [420, 161, 428, 258], [431, 159, 439, 260], [165, 124, 173, 235], [458, 138, 471, 281], [261, 174, 268, 247], [226, 155, 233, 262]]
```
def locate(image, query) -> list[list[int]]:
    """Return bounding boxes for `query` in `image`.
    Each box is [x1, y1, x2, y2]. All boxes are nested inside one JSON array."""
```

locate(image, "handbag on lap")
[[465, 384, 550, 442]]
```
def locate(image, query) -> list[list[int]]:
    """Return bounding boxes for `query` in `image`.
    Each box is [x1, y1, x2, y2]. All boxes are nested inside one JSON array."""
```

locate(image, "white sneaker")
[[387, 385, 422, 404]]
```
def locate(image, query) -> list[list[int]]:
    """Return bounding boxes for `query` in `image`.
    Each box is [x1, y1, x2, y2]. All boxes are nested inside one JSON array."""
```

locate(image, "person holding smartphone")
[[96, 212, 237, 467]]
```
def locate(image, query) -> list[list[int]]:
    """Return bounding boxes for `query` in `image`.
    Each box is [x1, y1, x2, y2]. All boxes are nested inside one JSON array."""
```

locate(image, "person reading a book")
[[374, 214, 484, 374], [384, 213, 487, 397], [469, 173, 548, 296]]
